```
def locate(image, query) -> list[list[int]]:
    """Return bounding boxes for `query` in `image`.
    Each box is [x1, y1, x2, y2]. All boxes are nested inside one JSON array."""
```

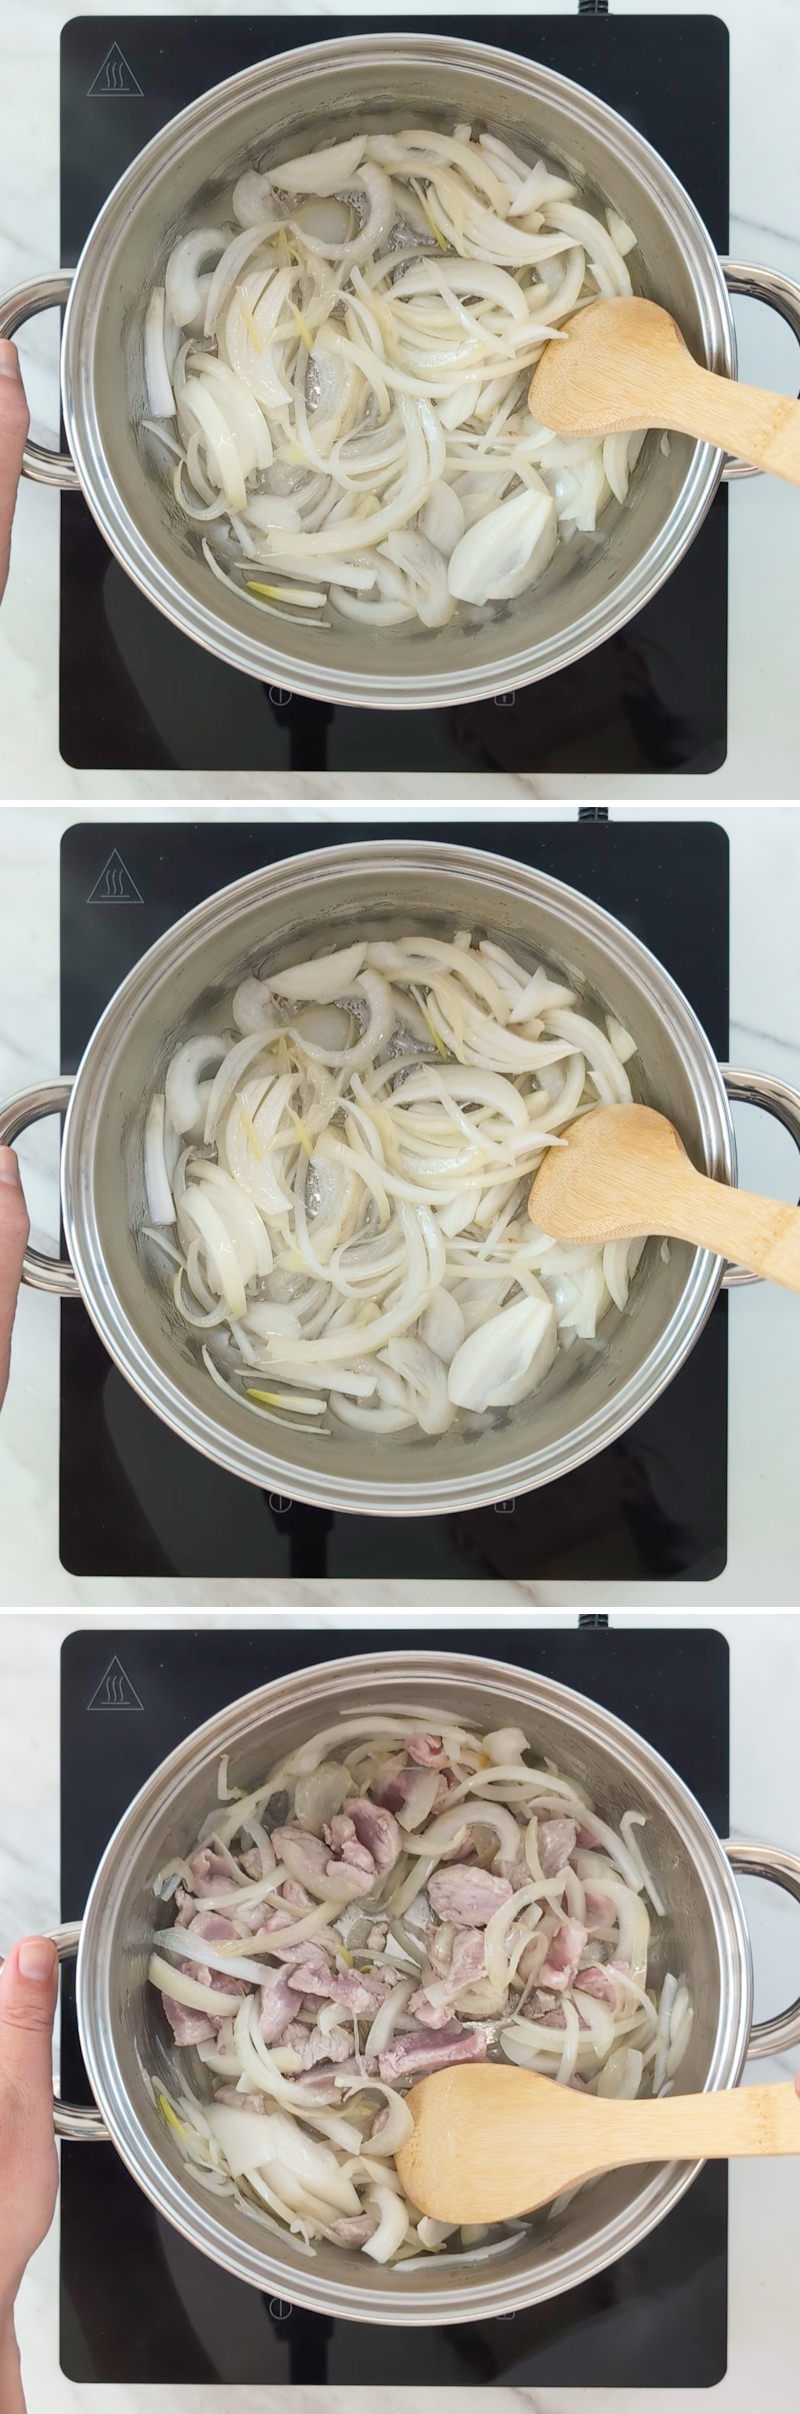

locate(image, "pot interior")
[[66, 36, 731, 701], [78, 1654, 750, 2321], [65, 846, 732, 1512]]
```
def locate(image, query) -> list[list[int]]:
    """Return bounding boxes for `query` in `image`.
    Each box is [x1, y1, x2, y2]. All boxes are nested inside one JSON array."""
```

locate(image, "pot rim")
[[59, 31, 734, 708], [59, 837, 735, 1515], [75, 1647, 753, 2324]]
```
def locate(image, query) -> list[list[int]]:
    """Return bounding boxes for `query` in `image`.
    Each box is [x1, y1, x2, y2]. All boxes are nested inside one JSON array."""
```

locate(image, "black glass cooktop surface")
[[60, 1621, 729, 2385], [59, 816, 729, 1580], [59, 14, 728, 773]]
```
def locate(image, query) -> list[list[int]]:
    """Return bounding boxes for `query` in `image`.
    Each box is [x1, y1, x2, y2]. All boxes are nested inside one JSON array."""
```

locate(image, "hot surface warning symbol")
[[87, 1657, 144, 1712], [88, 43, 143, 98], [87, 850, 143, 904]]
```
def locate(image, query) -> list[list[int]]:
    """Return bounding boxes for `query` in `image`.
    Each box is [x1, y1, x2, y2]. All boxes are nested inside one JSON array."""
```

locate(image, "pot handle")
[[720, 260, 800, 481], [719, 1065, 800, 1289], [0, 1925, 109, 2140], [0, 1081, 80, 1297], [0, 275, 80, 489], [724, 1840, 800, 2059]]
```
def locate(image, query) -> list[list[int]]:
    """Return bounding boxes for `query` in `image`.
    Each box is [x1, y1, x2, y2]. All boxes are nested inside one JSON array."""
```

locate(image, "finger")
[[0, 1940, 58, 2096], [0, 1152, 28, 1407], [0, 345, 30, 605]]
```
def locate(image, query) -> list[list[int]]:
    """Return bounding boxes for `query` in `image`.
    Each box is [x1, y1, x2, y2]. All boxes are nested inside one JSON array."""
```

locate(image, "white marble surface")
[[0, 800, 799, 1607], [1, 0, 800, 798], [2, 1605, 800, 2414]]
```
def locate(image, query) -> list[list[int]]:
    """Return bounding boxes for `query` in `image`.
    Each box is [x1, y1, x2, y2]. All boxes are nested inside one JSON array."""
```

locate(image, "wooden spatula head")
[[529, 1101, 685, 1246], [529, 293, 800, 484], [529, 296, 689, 438], [528, 1100, 800, 1290], [396, 2063, 598, 2222]]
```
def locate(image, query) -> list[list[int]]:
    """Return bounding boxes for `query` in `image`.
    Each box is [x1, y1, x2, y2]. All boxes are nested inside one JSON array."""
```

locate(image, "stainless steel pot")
[[8, 1650, 800, 2324], [2, 838, 799, 1516], [2, 34, 799, 708]]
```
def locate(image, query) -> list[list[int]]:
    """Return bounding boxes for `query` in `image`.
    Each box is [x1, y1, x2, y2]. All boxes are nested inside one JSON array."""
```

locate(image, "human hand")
[[0, 1152, 29, 1410], [0, 1940, 59, 2411], [0, 344, 29, 605]]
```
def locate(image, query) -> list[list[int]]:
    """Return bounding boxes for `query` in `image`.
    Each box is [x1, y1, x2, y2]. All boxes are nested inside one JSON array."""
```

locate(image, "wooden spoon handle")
[[666, 1167, 800, 1292], [591, 2081, 800, 2167], [669, 362, 800, 484]]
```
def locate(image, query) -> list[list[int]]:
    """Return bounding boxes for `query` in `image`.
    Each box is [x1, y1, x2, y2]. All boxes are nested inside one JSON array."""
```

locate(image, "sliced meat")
[[285, 2055, 368, 2094], [259, 1968, 304, 2043], [287, 1962, 395, 2016], [375, 1766, 439, 1830], [367, 1922, 388, 1952], [325, 1814, 374, 1875], [262, 1917, 339, 1967], [585, 1887, 615, 1925], [409, 1928, 486, 2026], [220, 1897, 281, 1936], [215, 2086, 264, 2111], [576, 1960, 630, 2005], [378, 2022, 487, 2082], [272, 1821, 375, 1903], [187, 1848, 235, 1896], [284, 2022, 354, 2070], [539, 1917, 588, 1991], [537, 1817, 578, 1877], [161, 1995, 216, 2046], [333, 2212, 379, 2246], [348, 1796, 402, 1872], [186, 1909, 242, 1944], [428, 1866, 513, 1929], [281, 1878, 315, 1910], [191, 1962, 248, 2010], [407, 1735, 446, 1767], [341, 1798, 403, 1875], [271, 1823, 336, 1896], [239, 1848, 264, 1880]]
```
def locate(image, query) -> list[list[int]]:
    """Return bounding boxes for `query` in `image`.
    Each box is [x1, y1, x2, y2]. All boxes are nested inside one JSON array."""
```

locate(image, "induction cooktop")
[[59, 12, 729, 772], [59, 1620, 729, 2385], [59, 815, 729, 1579]]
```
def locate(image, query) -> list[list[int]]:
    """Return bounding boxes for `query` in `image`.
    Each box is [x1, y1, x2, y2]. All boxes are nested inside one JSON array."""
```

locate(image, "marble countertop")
[[2, 1605, 800, 2414], [1, 800, 799, 1608], [1, 0, 800, 799]]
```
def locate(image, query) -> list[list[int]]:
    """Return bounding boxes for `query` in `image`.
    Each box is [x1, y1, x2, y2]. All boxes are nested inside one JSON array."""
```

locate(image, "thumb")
[[0, 1940, 58, 2091], [0, 344, 29, 605], [0, 1150, 29, 1406]]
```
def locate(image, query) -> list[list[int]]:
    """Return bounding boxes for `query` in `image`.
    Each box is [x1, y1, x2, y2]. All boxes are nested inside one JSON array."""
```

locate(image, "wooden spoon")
[[395, 2061, 800, 2225], [527, 1102, 800, 1292], [528, 295, 800, 485]]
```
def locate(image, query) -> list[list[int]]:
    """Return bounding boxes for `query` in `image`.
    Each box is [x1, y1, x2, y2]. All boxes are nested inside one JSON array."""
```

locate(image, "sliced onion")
[[363, 2184, 410, 2262], [148, 1953, 243, 2019], [144, 1092, 176, 1224], [165, 228, 227, 328], [275, 137, 367, 196], [448, 487, 557, 604], [144, 287, 176, 418]]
